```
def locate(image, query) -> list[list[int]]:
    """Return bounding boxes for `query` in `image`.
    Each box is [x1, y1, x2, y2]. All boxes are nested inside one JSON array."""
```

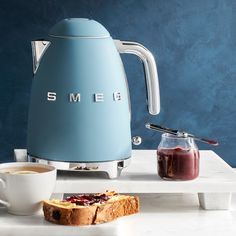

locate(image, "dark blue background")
[[0, 0, 236, 165]]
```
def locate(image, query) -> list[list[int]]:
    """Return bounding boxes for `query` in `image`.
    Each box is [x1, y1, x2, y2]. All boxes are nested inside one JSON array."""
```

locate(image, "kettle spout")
[[31, 40, 51, 74]]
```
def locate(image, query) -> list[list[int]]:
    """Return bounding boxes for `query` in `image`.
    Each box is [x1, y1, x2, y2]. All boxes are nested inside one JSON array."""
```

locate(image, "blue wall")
[[0, 0, 236, 165]]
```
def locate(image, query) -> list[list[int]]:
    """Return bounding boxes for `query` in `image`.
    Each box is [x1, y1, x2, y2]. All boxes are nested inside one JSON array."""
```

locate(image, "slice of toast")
[[43, 191, 139, 225]]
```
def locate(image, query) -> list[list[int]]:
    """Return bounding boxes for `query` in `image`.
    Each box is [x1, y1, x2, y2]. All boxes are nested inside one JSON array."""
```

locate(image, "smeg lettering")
[[47, 92, 122, 103]]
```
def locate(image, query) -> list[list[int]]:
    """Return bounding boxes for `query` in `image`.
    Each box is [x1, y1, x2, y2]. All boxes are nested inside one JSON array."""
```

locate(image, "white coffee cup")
[[0, 162, 56, 215]]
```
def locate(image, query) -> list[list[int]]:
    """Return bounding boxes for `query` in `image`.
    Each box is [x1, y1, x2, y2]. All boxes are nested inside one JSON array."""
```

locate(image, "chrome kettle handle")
[[114, 40, 160, 115]]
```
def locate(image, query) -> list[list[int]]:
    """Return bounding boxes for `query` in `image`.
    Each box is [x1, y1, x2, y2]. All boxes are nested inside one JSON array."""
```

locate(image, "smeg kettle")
[[27, 18, 160, 178]]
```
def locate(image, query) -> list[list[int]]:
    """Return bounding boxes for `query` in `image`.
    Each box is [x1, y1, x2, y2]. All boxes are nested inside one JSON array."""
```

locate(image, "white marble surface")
[[2, 149, 236, 235], [1, 193, 236, 236], [55, 150, 236, 193]]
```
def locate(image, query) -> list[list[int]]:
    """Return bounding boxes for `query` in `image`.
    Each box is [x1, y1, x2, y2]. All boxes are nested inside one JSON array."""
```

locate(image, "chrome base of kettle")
[[27, 155, 131, 179]]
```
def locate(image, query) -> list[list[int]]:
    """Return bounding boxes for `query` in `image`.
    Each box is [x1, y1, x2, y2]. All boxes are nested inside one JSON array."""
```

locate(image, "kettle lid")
[[49, 18, 110, 38]]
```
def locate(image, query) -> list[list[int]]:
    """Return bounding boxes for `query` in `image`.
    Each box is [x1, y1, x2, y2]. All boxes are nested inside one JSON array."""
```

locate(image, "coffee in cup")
[[0, 166, 49, 175]]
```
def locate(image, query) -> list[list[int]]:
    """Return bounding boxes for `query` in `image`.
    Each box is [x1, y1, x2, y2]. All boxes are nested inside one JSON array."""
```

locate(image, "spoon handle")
[[145, 123, 219, 146], [187, 134, 219, 146], [145, 123, 178, 135]]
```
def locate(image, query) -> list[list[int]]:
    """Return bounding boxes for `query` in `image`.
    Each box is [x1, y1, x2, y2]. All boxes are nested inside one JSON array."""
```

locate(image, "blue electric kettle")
[[27, 18, 160, 178]]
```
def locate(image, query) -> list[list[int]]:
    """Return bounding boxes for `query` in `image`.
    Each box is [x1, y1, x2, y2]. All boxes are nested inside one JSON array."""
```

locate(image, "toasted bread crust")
[[43, 194, 139, 225], [95, 196, 139, 224]]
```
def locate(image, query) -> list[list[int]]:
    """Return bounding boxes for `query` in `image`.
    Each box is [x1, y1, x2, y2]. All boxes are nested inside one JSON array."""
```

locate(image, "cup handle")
[[0, 178, 10, 207]]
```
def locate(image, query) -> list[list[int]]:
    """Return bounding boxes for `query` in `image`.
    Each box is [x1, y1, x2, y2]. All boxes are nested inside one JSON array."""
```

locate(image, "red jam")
[[157, 147, 200, 180], [65, 194, 109, 206]]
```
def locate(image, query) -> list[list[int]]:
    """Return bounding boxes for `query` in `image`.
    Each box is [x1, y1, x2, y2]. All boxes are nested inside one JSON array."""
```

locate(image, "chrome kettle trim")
[[31, 40, 51, 74], [114, 40, 160, 115], [27, 155, 131, 179]]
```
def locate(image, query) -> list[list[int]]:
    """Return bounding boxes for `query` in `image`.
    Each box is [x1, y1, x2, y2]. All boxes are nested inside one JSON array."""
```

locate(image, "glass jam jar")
[[157, 133, 200, 180]]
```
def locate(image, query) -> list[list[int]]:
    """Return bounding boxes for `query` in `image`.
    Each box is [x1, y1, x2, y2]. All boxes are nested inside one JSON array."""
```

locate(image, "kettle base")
[[27, 155, 131, 179]]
